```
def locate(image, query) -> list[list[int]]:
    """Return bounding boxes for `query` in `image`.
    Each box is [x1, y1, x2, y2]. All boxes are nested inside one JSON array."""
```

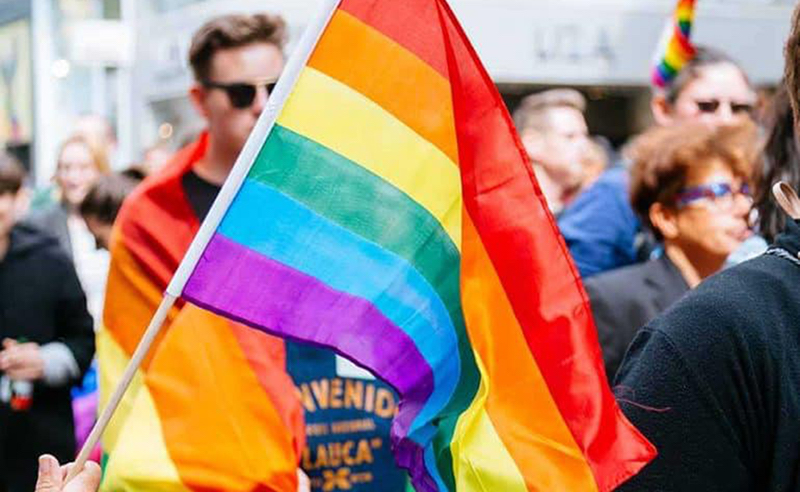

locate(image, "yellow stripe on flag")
[[451, 357, 529, 491], [278, 67, 462, 249], [97, 329, 145, 456], [309, 10, 458, 163], [101, 380, 188, 492]]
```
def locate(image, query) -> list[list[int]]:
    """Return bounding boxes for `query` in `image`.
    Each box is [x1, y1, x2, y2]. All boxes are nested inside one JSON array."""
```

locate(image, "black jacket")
[[616, 219, 800, 491], [0, 223, 94, 492], [584, 254, 689, 381]]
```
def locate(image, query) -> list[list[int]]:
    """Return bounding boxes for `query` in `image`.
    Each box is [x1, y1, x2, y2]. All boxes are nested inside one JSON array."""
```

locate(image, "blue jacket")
[[558, 167, 639, 278]]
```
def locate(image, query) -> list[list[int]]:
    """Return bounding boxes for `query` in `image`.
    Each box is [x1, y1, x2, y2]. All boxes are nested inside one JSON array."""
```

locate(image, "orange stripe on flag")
[[228, 322, 306, 458], [340, 0, 449, 77], [147, 305, 300, 491], [103, 239, 179, 370]]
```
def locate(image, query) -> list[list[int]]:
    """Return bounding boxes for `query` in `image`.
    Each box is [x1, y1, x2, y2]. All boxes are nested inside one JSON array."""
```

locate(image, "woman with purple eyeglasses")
[[584, 120, 759, 382]]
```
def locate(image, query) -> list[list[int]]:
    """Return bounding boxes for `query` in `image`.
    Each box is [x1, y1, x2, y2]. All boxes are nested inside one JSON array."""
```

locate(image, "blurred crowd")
[[2, 3, 800, 492]]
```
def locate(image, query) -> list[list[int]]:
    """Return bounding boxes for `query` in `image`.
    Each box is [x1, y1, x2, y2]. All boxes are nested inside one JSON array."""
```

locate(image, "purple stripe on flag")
[[183, 233, 434, 437]]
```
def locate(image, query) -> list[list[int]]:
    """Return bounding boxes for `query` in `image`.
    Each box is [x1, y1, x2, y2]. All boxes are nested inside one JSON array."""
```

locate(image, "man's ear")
[[650, 202, 679, 240], [189, 83, 210, 119], [520, 129, 545, 163], [651, 94, 674, 127]]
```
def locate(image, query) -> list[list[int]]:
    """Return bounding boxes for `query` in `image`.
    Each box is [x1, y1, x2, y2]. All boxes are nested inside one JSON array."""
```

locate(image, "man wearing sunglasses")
[[100, 11, 408, 492]]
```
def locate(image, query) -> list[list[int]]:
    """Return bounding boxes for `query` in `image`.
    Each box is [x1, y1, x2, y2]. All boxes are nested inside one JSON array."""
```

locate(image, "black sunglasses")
[[201, 79, 278, 109], [694, 99, 754, 116]]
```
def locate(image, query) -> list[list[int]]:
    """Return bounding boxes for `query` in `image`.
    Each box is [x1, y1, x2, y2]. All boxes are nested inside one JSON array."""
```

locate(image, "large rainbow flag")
[[173, 0, 657, 490]]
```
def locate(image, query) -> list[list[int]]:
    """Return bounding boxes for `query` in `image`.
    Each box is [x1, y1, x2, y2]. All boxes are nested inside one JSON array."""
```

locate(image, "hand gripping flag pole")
[[65, 0, 343, 482]]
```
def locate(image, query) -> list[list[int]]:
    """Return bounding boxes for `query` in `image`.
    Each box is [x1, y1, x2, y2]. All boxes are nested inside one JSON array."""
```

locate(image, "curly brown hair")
[[188, 13, 287, 81], [629, 121, 760, 238]]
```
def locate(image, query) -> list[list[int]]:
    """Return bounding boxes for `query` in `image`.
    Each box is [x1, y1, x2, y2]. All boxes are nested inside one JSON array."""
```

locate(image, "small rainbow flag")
[[652, 0, 697, 88], [173, 0, 656, 489]]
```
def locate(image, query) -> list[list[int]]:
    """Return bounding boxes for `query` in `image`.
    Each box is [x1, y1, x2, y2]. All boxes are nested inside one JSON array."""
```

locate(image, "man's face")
[[191, 43, 285, 159], [524, 106, 589, 188]]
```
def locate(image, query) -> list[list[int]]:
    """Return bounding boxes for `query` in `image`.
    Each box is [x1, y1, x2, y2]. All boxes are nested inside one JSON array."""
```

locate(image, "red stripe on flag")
[[435, 1, 656, 490]]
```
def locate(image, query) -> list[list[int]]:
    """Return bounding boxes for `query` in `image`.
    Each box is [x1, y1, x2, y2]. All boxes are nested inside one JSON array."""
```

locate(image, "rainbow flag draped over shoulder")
[[176, 0, 656, 490], [98, 134, 305, 490], [652, 0, 697, 88]]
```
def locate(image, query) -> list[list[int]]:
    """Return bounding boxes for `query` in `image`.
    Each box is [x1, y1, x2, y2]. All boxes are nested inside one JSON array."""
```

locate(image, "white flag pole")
[[66, 294, 177, 482], [65, 0, 341, 483]]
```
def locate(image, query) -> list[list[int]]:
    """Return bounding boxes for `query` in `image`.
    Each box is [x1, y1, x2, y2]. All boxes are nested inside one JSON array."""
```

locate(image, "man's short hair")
[[0, 151, 25, 195], [188, 13, 287, 81], [513, 88, 587, 133], [79, 173, 140, 224]]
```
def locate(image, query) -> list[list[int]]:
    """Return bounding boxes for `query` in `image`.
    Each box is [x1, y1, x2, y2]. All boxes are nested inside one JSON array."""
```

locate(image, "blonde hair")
[[513, 89, 586, 133], [56, 134, 111, 175]]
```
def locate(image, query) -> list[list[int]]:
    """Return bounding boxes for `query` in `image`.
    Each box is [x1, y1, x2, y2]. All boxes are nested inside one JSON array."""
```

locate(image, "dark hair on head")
[[785, 4, 800, 137], [754, 85, 800, 243], [629, 120, 760, 239], [188, 13, 287, 81], [664, 46, 752, 105], [0, 151, 25, 195], [120, 166, 147, 182], [79, 173, 139, 224]]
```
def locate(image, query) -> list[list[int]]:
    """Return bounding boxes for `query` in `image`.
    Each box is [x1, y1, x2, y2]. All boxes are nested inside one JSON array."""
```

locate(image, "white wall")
[[129, 0, 795, 153]]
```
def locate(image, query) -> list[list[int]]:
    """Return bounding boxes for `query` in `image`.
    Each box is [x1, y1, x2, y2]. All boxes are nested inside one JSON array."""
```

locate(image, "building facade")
[[1, 0, 795, 181]]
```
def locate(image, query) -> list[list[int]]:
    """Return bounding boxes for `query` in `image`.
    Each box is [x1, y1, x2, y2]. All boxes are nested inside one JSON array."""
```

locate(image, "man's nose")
[[715, 103, 736, 124], [251, 85, 269, 115]]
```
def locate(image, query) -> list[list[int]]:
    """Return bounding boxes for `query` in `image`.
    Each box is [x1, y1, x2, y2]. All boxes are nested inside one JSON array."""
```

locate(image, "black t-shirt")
[[615, 220, 800, 491], [182, 170, 221, 221]]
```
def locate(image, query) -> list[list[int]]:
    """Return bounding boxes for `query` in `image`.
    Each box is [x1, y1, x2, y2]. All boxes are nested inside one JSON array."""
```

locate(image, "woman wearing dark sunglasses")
[[651, 46, 756, 127], [584, 120, 759, 382]]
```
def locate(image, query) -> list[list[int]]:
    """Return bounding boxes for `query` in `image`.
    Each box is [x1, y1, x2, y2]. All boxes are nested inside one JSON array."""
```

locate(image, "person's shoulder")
[[8, 222, 69, 264], [685, 254, 793, 313], [25, 202, 65, 227], [586, 258, 651, 284], [584, 259, 649, 296], [560, 167, 632, 223], [115, 147, 194, 229], [646, 253, 794, 360]]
